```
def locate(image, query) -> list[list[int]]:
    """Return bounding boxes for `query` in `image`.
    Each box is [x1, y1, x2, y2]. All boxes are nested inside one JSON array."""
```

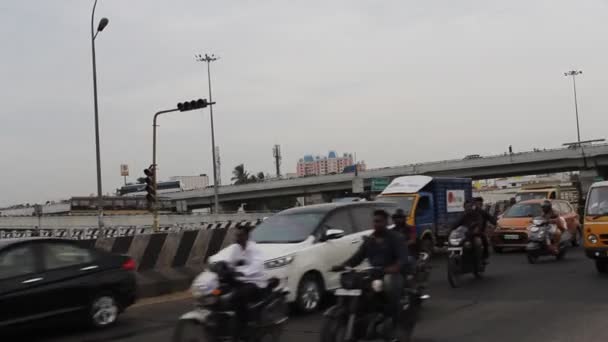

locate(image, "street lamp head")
[[97, 18, 109, 32]]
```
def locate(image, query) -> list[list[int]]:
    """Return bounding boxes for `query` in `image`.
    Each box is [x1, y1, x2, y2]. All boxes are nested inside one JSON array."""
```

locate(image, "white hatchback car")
[[239, 202, 396, 313]]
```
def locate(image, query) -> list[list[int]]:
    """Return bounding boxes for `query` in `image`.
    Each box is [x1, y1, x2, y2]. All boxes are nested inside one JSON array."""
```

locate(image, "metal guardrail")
[[0, 219, 263, 240]]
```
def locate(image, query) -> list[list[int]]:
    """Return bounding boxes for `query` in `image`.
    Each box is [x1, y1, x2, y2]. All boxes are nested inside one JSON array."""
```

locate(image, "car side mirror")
[[324, 229, 345, 241]]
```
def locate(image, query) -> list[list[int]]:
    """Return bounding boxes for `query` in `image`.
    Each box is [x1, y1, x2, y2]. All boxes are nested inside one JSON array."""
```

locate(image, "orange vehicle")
[[491, 199, 581, 253], [583, 181, 608, 273]]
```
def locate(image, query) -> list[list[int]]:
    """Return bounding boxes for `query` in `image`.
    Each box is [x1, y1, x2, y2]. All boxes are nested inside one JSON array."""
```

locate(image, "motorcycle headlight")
[[264, 255, 295, 269], [588, 234, 598, 244], [371, 279, 383, 292], [449, 238, 462, 246]]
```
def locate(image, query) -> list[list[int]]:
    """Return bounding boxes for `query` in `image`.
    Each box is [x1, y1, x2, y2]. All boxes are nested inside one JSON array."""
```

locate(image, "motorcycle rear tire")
[[172, 319, 211, 342], [527, 253, 539, 264], [447, 257, 462, 288], [320, 316, 348, 342]]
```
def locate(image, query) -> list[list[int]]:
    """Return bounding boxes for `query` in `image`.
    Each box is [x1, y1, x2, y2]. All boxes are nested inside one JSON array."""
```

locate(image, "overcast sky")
[[1, 0, 607, 206]]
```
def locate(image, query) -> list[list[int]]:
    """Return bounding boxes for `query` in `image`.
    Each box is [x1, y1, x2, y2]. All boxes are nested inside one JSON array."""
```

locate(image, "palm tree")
[[231, 164, 250, 185]]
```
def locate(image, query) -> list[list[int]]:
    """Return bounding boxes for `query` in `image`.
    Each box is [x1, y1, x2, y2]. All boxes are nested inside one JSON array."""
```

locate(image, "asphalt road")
[[14, 248, 608, 342]]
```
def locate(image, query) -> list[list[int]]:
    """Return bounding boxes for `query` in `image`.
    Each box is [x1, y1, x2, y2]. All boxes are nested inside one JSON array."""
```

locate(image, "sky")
[[1, 0, 608, 206]]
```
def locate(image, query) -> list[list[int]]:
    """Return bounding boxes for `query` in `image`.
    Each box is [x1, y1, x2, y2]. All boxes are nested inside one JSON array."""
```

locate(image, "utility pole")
[[195, 54, 220, 213], [273, 144, 282, 178], [564, 70, 583, 144], [90, 0, 109, 231]]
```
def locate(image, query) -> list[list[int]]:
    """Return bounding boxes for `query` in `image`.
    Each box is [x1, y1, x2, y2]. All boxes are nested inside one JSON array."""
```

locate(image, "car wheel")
[[296, 274, 323, 313], [596, 260, 608, 274], [89, 294, 120, 328]]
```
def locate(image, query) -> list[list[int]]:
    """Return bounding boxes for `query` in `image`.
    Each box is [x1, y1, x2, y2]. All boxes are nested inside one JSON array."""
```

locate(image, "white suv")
[[248, 202, 396, 313]]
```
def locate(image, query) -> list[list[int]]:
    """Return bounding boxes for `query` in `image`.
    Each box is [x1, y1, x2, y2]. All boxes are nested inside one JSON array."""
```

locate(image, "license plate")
[[503, 234, 520, 240], [335, 289, 362, 296]]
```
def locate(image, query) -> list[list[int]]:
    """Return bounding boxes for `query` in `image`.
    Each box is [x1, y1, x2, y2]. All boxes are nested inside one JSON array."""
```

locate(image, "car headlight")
[[588, 234, 598, 244], [449, 238, 462, 246], [264, 255, 295, 269]]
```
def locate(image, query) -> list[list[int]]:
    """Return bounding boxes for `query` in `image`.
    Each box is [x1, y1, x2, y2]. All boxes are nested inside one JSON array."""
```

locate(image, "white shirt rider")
[[209, 236, 267, 288]]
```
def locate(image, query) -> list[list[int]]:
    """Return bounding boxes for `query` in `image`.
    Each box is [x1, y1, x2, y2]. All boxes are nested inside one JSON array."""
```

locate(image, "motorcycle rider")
[[452, 200, 485, 260], [208, 225, 267, 338], [541, 200, 567, 254], [332, 209, 409, 341], [472, 197, 497, 263], [391, 209, 417, 255]]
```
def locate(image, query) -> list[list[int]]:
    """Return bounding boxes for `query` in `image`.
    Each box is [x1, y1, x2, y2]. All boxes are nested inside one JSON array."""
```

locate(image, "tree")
[[256, 172, 265, 181], [231, 164, 250, 185]]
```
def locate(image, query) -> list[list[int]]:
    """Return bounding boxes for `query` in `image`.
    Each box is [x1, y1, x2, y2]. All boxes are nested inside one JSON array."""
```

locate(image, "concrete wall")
[[0, 212, 268, 229]]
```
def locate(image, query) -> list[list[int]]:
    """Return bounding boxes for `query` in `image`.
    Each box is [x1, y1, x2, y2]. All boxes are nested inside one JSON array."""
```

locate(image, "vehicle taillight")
[[122, 258, 136, 271]]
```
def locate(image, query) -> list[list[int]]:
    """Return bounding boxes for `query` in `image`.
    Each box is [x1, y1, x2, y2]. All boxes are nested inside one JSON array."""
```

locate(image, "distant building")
[[297, 151, 366, 177], [170, 175, 210, 190]]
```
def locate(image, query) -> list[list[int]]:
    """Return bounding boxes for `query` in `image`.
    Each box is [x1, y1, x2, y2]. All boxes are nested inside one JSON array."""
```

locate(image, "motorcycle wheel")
[[320, 316, 347, 342], [447, 257, 462, 288], [527, 253, 539, 264], [172, 320, 211, 342]]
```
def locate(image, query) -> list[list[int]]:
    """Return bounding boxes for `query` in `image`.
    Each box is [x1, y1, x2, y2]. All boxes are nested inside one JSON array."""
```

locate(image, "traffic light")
[[177, 99, 210, 112], [143, 165, 156, 209]]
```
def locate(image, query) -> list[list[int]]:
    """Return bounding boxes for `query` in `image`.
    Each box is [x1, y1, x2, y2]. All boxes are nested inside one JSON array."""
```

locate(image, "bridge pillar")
[[579, 168, 608, 198]]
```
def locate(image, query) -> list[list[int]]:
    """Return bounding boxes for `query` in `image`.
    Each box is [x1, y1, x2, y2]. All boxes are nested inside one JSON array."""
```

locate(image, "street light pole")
[[564, 70, 583, 144], [195, 54, 220, 214], [91, 0, 109, 230]]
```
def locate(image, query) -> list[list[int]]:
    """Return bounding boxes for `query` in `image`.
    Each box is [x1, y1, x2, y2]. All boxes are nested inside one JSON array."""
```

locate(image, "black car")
[[0, 238, 136, 330]]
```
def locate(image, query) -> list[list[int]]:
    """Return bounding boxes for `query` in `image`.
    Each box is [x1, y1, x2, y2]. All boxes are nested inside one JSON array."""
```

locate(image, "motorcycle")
[[173, 261, 289, 342], [446, 226, 485, 288], [320, 267, 418, 342], [526, 217, 570, 264]]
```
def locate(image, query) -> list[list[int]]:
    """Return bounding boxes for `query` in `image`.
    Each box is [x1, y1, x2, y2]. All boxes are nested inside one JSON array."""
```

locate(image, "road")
[[14, 248, 608, 342]]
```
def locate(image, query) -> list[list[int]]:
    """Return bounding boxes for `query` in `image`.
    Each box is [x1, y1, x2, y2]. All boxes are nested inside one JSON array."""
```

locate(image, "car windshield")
[[586, 187, 608, 216], [251, 212, 325, 243], [376, 196, 415, 216], [515, 192, 548, 202], [503, 203, 543, 218]]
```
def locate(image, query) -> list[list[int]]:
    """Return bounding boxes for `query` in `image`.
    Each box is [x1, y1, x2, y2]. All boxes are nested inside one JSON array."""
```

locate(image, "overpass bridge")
[[168, 144, 608, 211]]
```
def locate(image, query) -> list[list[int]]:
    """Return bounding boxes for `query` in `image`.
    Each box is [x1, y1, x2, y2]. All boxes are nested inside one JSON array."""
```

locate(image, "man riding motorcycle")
[[540, 200, 567, 255], [208, 225, 267, 339], [453, 198, 496, 263], [332, 209, 409, 341]]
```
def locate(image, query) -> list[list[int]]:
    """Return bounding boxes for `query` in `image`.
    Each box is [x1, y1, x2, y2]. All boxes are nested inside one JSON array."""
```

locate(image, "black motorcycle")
[[446, 226, 485, 288], [173, 261, 289, 342], [320, 267, 418, 342], [526, 217, 570, 264]]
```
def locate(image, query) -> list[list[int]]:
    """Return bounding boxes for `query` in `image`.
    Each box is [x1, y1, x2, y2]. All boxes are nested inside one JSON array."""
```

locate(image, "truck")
[[515, 182, 581, 212], [376, 175, 473, 253]]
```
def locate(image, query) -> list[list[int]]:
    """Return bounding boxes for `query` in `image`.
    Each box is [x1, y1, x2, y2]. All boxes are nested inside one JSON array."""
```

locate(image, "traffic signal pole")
[[152, 108, 179, 231], [150, 100, 213, 231]]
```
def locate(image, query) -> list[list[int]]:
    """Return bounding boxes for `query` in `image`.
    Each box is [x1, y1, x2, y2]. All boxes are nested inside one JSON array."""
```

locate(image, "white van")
[[211, 201, 396, 313]]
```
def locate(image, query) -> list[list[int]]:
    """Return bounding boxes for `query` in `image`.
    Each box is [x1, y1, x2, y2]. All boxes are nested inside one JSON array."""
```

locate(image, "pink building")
[[297, 151, 366, 177]]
